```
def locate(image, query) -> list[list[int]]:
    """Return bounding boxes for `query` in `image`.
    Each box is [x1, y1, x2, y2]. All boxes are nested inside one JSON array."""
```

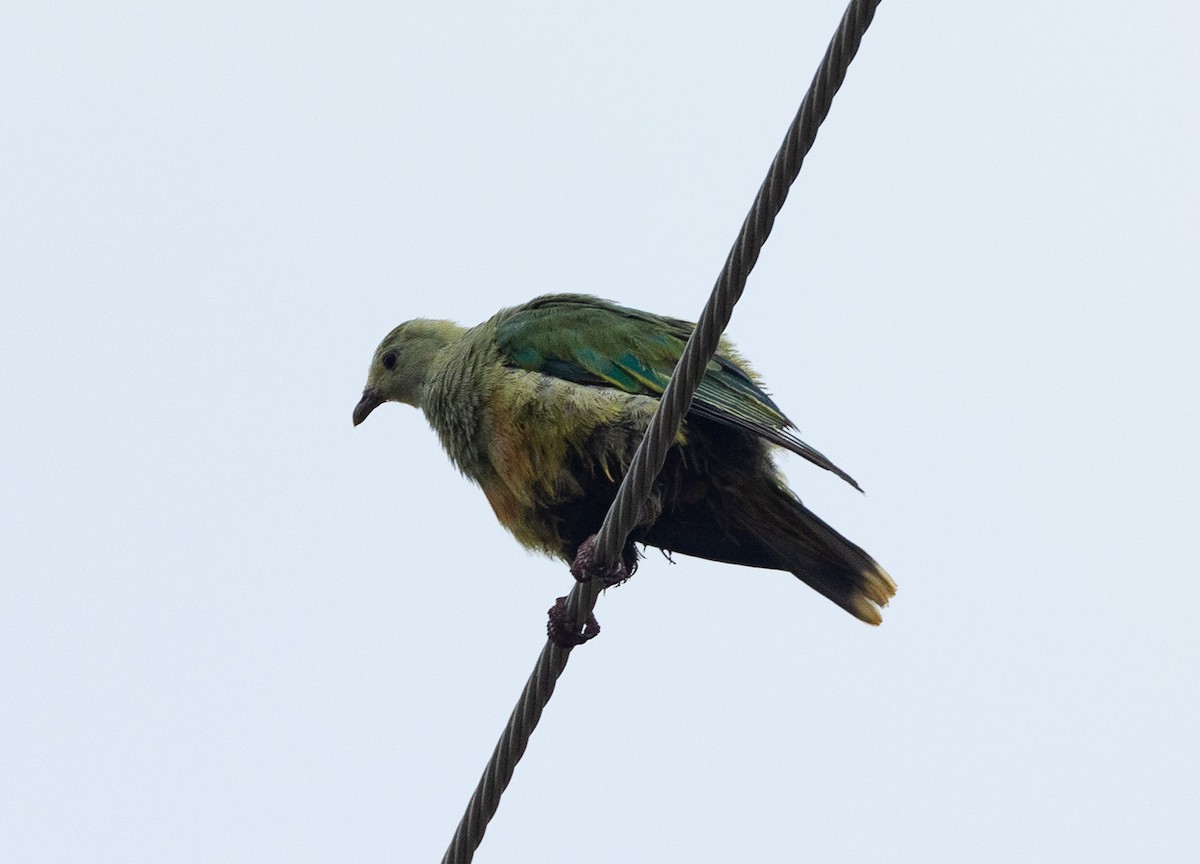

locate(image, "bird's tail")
[[748, 484, 896, 625]]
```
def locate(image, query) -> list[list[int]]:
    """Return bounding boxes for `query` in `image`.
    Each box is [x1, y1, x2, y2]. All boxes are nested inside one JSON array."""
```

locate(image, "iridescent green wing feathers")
[[494, 294, 860, 490]]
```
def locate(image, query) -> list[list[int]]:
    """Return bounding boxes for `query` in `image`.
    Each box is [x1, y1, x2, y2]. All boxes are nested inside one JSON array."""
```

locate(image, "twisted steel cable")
[[442, 1, 883, 860]]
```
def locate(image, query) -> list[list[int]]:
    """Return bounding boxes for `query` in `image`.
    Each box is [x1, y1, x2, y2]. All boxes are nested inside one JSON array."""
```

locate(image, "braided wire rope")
[[442, 2, 882, 860]]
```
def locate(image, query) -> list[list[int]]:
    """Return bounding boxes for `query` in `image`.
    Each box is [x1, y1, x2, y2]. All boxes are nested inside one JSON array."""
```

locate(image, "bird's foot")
[[546, 596, 601, 648], [569, 535, 638, 586]]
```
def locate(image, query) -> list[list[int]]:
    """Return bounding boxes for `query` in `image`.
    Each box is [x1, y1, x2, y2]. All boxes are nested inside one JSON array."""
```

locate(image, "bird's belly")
[[480, 371, 655, 559], [480, 479, 564, 556], [481, 480, 524, 535]]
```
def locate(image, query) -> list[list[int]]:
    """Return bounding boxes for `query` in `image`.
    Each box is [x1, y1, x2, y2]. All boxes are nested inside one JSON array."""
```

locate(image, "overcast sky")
[[3, 1, 1198, 862]]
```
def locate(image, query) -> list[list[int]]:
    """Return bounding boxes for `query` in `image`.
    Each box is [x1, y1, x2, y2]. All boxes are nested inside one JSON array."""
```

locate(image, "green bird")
[[353, 294, 894, 625]]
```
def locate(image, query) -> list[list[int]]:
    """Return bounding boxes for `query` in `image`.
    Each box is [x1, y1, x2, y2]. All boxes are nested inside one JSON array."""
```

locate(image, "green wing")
[[495, 294, 860, 490]]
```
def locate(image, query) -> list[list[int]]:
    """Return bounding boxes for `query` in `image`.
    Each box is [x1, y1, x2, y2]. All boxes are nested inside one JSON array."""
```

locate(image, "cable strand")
[[441, 2, 882, 860]]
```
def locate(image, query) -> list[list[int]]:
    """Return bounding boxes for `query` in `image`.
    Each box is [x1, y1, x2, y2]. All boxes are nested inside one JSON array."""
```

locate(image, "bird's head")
[[353, 318, 465, 425]]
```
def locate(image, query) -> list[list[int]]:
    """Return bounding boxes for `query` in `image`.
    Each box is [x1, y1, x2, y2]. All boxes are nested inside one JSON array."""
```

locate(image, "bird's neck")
[[422, 333, 496, 484]]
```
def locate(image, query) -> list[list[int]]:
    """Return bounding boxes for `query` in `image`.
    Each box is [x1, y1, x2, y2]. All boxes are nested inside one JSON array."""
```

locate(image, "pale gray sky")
[[3, 1, 1198, 862]]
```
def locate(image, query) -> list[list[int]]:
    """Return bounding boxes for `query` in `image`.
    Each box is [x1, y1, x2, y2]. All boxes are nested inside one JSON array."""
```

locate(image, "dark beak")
[[353, 388, 385, 426]]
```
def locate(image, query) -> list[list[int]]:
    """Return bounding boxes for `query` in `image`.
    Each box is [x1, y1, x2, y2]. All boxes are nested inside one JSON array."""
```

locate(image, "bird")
[[353, 293, 894, 626]]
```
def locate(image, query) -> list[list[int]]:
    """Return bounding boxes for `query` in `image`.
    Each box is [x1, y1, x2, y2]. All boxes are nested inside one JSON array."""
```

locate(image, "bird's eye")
[[382, 352, 397, 370]]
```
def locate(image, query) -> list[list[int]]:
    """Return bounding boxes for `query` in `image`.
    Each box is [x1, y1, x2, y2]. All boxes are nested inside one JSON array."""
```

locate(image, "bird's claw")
[[550, 536, 637, 647], [546, 596, 601, 648], [569, 535, 637, 586]]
